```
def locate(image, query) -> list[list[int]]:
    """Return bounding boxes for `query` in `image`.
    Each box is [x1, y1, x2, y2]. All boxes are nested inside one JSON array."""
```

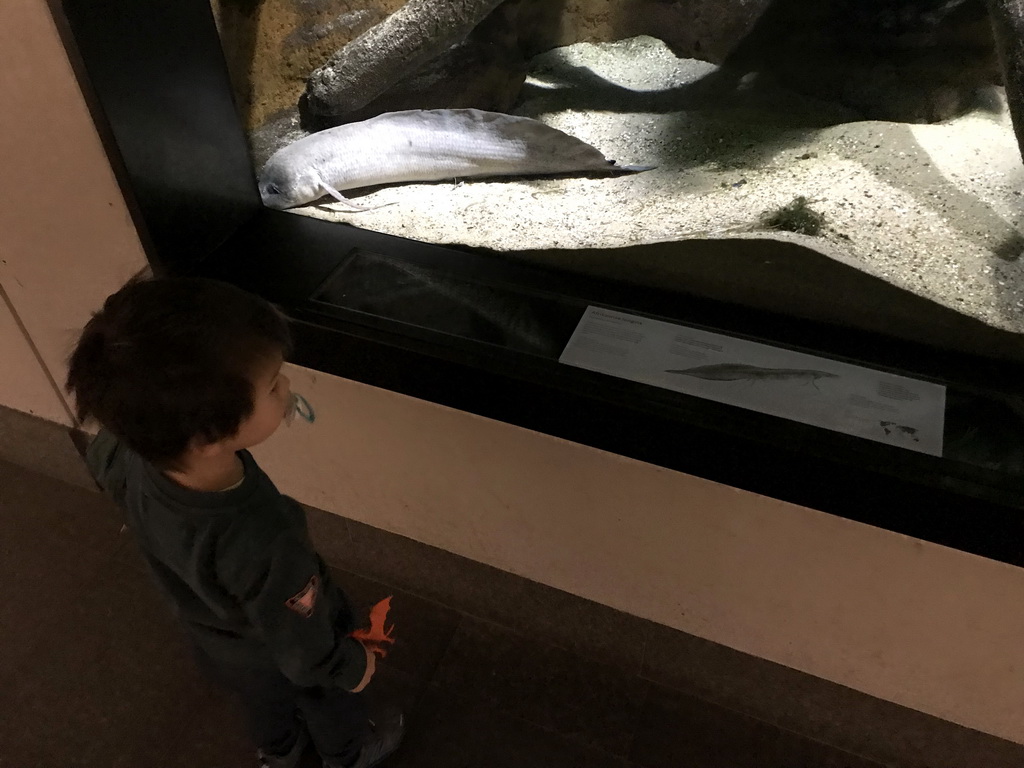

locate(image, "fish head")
[[257, 160, 320, 209]]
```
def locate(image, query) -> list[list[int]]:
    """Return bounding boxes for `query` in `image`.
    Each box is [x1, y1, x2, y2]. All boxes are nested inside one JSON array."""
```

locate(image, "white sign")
[[559, 306, 946, 456]]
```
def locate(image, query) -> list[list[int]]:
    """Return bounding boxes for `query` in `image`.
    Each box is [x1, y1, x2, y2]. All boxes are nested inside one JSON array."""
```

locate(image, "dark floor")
[[0, 457, 892, 768]]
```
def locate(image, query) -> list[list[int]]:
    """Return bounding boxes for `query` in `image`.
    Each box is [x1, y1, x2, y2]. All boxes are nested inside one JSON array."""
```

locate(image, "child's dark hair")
[[66, 276, 292, 467]]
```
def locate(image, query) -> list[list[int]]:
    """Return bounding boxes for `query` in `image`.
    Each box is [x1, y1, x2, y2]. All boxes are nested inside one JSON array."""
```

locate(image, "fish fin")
[[317, 177, 373, 211], [317, 176, 398, 212], [616, 164, 657, 173], [317, 199, 397, 213]]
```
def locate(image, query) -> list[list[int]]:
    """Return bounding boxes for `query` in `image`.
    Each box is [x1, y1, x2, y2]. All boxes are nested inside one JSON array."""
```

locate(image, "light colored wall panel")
[[0, 289, 69, 424], [254, 363, 1024, 745], [0, 0, 147, 418]]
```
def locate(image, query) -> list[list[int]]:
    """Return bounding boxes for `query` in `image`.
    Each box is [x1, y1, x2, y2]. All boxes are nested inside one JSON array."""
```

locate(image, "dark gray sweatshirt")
[[86, 429, 366, 690]]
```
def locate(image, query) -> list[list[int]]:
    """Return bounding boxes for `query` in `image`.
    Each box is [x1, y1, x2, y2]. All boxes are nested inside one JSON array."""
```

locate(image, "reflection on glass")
[[945, 391, 1024, 473], [313, 250, 581, 357]]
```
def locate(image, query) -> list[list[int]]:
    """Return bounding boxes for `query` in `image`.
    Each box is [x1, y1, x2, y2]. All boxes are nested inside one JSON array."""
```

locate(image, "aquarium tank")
[[52, 0, 1024, 561], [200, 0, 1024, 470], [213, 0, 1024, 343]]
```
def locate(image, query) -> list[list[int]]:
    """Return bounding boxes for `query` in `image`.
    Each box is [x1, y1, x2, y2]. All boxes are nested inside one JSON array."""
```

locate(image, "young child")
[[66, 276, 403, 768]]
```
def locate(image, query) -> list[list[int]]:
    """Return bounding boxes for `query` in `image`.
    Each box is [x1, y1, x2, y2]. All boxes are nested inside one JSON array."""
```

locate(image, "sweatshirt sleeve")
[[85, 428, 131, 509], [235, 529, 368, 691]]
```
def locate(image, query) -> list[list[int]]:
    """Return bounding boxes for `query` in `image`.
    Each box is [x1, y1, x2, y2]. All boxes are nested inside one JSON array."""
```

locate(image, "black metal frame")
[[53, 0, 1024, 565]]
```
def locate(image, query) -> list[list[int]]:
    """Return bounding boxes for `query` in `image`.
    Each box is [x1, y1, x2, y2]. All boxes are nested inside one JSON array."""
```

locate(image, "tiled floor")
[[1, 457, 891, 768]]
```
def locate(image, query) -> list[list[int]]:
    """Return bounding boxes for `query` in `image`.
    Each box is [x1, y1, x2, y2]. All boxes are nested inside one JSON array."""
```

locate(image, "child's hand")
[[350, 640, 377, 693]]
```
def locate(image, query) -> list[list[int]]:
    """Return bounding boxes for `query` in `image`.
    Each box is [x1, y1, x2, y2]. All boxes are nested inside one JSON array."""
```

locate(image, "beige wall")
[[0, 0, 148, 423], [0, 288, 69, 424], [258, 366, 1024, 744], [3, 0, 1024, 745]]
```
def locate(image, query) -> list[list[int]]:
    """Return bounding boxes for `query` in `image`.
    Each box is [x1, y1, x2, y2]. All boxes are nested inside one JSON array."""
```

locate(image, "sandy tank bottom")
[[283, 35, 1024, 335]]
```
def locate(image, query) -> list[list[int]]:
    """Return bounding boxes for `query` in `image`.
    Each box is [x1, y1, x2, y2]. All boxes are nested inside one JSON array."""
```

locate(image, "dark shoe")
[[324, 711, 405, 768], [257, 726, 309, 768]]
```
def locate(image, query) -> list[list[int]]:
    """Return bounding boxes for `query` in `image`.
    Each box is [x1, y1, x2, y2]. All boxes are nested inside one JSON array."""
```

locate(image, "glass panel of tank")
[[210, 0, 1024, 348], [208, 0, 1024, 475], [211, 0, 1019, 342]]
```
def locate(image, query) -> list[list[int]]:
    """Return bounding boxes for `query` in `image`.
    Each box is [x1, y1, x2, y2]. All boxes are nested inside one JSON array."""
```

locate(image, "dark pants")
[[193, 644, 368, 765]]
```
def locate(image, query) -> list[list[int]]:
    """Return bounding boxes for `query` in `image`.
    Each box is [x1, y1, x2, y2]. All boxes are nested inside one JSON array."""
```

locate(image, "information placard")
[[560, 306, 946, 455]]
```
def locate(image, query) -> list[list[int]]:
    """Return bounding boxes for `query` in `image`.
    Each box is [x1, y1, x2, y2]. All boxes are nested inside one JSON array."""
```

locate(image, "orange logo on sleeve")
[[285, 574, 319, 618]]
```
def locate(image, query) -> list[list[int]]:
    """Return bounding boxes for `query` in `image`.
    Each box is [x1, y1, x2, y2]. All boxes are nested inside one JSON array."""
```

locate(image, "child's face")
[[231, 352, 291, 450]]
